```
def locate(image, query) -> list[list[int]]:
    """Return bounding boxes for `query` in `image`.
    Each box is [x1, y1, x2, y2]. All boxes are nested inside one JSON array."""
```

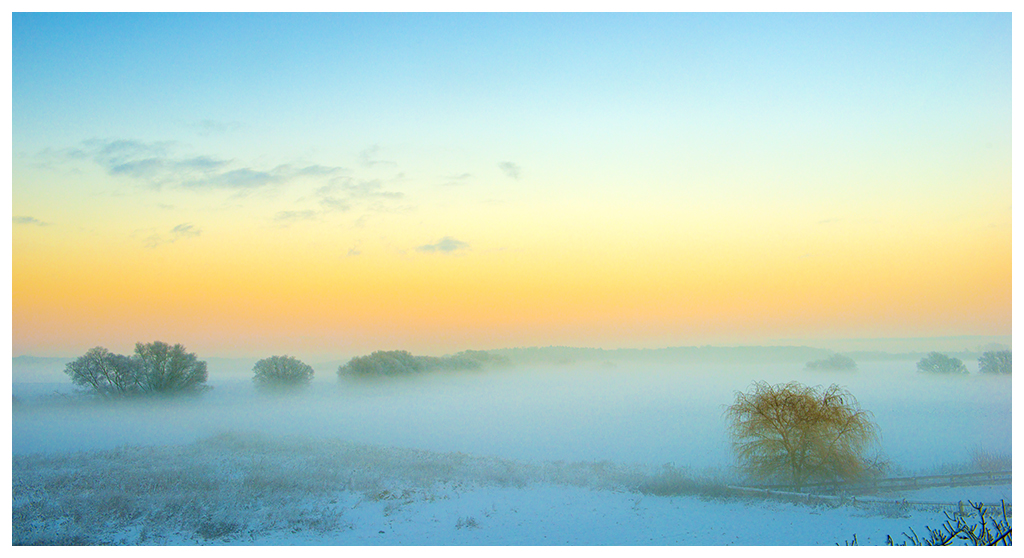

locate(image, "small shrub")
[[978, 350, 1011, 374], [967, 444, 1011, 473], [916, 352, 968, 375], [843, 501, 1012, 546], [196, 519, 240, 541], [637, 464, 698, 496], [253, 355, 314, 391]]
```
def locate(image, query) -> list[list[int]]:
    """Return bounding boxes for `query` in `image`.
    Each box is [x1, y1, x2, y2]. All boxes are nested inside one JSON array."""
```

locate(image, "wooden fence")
[[727, 485, 1012, 518], [733, 471, 1012, 518], [753, 470, 1011, 495]]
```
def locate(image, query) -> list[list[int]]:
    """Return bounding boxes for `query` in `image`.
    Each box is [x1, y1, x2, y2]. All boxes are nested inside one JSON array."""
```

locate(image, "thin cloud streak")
[[416, 236, 470, 253], [274, 210, 319, 223], [46, 139, 347, 191], [191, 119, 243, 137], [13, 216, 49, 226], [145, 223, 202, 248]]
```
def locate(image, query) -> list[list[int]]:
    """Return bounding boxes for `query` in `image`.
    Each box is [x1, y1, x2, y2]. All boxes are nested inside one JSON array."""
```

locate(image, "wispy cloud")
[[197, 168, 277, 189], [13, 216, 49, 226], [318, 177, 403, 200], [416, 236, 470, 254], [439, 173, 472, 187], [145, 223, 202, 248], [42, 139, 408, 226], [170, 223, 201, 238], [191, 119, 243, 137], [46, 139, 346, 192], [174, 156, 232, 173], [274, 210, 318, 223], [359, 145, 397, 168], [319, 197, 352, 212], [498, 161, 521, 180]]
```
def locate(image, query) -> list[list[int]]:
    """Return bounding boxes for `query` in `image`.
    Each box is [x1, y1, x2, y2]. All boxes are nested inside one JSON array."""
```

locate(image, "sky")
[[10, 12, 1012, 359]]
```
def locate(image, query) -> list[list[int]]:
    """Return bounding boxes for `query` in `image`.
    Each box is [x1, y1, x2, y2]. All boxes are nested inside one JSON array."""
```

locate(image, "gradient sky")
[[11, 13, 1011, 359]]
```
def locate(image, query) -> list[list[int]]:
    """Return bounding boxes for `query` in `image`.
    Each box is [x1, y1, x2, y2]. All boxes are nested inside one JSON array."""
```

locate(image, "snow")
[[11, 359, 1013, 546], [132, 484, 1001, 546], [249, 484, 1002, 546], [12, 430, 1011, 546]]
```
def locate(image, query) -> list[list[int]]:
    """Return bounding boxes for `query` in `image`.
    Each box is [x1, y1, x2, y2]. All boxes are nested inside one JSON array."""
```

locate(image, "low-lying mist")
[[12, 358, 1011, 475]]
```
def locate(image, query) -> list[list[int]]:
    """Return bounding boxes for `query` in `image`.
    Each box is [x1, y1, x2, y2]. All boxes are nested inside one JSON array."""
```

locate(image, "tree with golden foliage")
[[726, 381, 878, 490]]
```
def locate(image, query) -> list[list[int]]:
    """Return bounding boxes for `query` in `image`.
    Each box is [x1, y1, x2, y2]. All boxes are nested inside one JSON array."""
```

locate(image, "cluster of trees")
[[252, 355, 314, 391], [978, 350, 1011, 374], [805, 353, 857, 372], [916, 352, 968, 375], [729, 350, 1012, 488], [66, 345, 516, 395], [65, 342, 209, 397], [726, 381, 879, 490], [337, 349, 508, 377], [916, 351, 1011, 375], [67, 344, 318, 396]]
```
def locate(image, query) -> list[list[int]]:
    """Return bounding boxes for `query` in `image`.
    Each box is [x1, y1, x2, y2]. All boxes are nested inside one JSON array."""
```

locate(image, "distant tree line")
[[65, 341, 209, 397], [916, 351, 1011, 375], [64, 345, 513, 395], [338, 350, 508, 377], [805, 353, 857, 372]]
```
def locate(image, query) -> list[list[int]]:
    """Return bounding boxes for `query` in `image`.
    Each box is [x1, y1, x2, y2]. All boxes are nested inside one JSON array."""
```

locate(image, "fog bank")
[[12, 359, 1011, 474]]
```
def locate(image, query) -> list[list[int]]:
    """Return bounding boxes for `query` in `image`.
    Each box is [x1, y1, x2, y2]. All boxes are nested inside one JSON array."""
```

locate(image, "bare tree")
[[64, 347, 144, 397], [253, 355, 314, 390], [726, 381, 878, 490], [134, 341, 209, 395]]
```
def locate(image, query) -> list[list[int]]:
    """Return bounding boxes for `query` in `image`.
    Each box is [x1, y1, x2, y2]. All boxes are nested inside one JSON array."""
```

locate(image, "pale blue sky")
[[15, 13, 1008, 153], [12, 12, 1013, 356]]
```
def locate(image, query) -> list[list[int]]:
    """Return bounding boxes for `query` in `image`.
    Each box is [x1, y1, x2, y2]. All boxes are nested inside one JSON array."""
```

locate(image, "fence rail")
[[753, 470, 1012, 495], [727, 485, 1012, 518]]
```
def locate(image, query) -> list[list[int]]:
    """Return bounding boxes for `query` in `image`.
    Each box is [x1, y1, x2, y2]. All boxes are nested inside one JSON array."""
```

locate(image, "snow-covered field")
[[11, 359, 1012, 545], [11, 431, 1011, 546]]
